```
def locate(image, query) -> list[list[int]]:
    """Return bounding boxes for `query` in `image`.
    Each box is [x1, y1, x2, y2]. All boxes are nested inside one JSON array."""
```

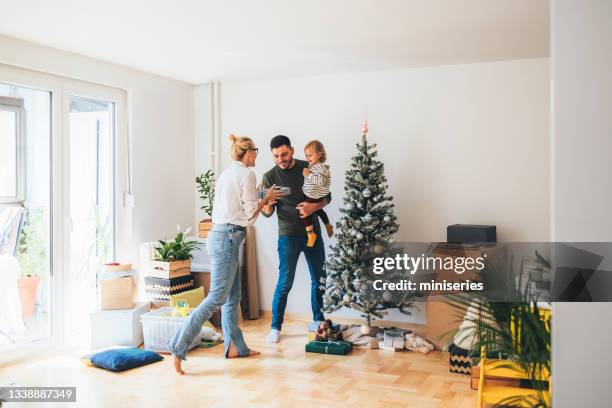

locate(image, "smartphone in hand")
[[257, 186, 291, 199]]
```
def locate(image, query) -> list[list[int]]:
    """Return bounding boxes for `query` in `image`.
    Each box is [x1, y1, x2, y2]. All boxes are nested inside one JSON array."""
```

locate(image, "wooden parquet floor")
[[0, 317, 477, 407]]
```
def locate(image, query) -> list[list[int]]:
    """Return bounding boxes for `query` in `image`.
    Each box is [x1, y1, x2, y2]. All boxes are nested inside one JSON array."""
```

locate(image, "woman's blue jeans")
[[168, 224, 249, 360]]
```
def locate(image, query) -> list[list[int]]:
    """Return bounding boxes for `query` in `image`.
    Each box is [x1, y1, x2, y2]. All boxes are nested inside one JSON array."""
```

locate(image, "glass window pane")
[[0, 83, 52, 352], [0, 109, 17, 197], [66, 95, 115, 341]]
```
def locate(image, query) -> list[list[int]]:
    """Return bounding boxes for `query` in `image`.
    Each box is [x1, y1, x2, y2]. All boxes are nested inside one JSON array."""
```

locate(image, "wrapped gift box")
[[144, 275, 195, 301], [383, 328, 406, 350], [305, 340, 353, 356]]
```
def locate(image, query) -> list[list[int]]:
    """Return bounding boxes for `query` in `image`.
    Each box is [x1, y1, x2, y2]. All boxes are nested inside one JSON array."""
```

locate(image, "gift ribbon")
[[323, 341, 343, 354]]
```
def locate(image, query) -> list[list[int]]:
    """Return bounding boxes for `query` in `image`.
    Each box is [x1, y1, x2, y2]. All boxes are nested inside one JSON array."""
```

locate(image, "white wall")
[[194, 84, 212, 224], [213, 58, 550, 323], [551, 0, 612, 406], [0, 35, 195, 268]]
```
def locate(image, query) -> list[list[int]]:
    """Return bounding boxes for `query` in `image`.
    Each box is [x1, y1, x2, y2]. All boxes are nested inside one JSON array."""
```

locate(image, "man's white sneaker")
[[267, 329, 281, 343]]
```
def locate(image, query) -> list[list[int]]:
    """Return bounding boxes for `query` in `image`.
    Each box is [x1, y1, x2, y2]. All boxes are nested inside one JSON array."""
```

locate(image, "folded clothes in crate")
[[145, 275, 195, 301], [305, 340, 353, 356]]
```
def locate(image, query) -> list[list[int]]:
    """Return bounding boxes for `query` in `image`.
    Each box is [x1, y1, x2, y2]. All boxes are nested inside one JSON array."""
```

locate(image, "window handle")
[[66, 217, 74, 233]]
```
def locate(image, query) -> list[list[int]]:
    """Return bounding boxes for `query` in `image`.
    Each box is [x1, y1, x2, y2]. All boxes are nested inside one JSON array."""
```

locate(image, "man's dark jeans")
[[271, 234, 326, 330]]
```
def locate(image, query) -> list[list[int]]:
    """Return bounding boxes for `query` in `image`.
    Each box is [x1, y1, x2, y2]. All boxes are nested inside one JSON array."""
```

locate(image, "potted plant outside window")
[[17, 207, 47, 317], [196, 170, 215, 238]]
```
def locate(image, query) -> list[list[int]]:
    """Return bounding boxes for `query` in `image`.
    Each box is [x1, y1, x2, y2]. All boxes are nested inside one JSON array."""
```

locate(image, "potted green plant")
[[196, 169, 215, 237], [17, 207, 47, 317], [446, 253, 552, 408], [151, 227, 202, 279]]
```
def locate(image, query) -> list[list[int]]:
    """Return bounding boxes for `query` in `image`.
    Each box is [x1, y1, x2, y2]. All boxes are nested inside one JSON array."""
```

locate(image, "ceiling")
[[0, 0, 549, 84]]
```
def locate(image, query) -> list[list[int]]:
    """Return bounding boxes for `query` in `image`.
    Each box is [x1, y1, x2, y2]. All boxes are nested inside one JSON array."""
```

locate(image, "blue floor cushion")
[[91, 347, 163, 372]]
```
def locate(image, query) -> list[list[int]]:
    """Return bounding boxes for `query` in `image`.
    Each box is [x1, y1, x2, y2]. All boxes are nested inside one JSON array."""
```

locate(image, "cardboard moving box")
[[148, 266, 191, 279], [100, 276, 136, 310], [102, 263, 133, 274]]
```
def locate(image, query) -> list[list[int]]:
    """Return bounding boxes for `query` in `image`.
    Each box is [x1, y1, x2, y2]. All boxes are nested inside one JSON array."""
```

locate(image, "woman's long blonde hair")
[[229, 134, 256, 161]]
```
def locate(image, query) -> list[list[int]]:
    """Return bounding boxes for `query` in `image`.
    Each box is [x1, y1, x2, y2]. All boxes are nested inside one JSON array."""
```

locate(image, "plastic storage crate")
[[140, 307, 206, 353]]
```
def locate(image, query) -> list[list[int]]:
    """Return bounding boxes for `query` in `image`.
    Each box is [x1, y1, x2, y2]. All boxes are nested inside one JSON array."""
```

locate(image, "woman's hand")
[[251, 184, 283, 220], [302, 168, 311, 177]]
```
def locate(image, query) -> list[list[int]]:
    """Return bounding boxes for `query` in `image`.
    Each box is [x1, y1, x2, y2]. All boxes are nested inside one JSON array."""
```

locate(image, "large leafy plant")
[[196, 170, 215, 218], [446, 253, 551, 408], [154, 227, 201, 262]]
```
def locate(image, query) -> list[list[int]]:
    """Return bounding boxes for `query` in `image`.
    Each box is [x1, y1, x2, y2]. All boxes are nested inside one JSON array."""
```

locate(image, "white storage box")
[[90, 302, 150, 350], [140, 307, 208, 353]]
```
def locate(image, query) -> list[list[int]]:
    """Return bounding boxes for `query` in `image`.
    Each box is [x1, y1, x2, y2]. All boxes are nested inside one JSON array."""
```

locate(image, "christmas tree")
[[322, 121, 420, 328]]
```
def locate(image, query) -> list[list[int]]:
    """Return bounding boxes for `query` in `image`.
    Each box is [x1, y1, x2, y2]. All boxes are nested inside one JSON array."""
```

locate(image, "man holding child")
[[261, 135, 332, 343]]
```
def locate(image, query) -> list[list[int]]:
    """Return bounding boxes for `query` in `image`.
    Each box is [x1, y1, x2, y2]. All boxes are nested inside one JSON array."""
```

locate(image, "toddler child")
[[302, 140, 333, 247]]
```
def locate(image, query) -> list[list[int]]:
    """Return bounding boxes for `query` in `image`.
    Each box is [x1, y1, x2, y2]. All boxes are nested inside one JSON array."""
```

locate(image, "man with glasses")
[[261, 135, 330, 343]]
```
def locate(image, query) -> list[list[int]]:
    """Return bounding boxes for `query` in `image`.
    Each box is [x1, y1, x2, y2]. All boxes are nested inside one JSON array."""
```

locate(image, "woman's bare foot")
[[226, 342, 261, 358], [173, 355, 185, 375]]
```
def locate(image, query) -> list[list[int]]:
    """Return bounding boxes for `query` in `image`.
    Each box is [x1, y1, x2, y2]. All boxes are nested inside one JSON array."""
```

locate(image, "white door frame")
[[0, 64, 130, 365], [0, 63, 63, 365]]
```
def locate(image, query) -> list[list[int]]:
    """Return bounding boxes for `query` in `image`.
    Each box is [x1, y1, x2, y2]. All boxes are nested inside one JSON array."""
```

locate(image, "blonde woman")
[[169, 134, 282, 375]]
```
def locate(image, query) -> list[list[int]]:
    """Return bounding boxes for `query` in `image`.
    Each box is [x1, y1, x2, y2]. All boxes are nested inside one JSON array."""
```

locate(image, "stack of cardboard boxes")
[[91, 263, 150, 350], [144, 259, 195, 304]]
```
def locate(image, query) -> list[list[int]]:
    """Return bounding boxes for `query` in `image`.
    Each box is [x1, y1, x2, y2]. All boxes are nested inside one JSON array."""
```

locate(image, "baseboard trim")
[[259, 310, 426, 334]]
